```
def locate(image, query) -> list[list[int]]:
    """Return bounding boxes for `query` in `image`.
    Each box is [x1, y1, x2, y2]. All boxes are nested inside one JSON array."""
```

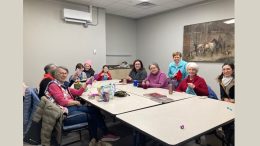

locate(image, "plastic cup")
[[133, 80, 138, 87], [123, 78, 127, 84], [143, 84, 147, 89], [103, 92, 110, 102]]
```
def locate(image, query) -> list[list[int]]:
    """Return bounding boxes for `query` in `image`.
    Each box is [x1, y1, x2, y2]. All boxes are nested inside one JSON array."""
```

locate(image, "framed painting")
[[183, 18, 234, 62]]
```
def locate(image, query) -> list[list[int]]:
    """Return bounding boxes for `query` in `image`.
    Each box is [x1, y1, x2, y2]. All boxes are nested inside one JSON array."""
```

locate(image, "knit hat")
[[84, 60, 92, 67]]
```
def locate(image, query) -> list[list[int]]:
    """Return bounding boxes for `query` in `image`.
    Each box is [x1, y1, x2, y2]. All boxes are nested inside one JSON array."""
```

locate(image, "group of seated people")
[[38, 61, 120, 142], [122, 52, 234, 102], [36, 51, 234, 144]]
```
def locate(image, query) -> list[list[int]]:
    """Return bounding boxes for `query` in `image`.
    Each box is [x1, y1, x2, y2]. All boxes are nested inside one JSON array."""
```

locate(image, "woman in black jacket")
[[217, 63, 235, 103], [127, 59, 147, 83], [217, 62, 235, 145], [83, 60, 95, 78]]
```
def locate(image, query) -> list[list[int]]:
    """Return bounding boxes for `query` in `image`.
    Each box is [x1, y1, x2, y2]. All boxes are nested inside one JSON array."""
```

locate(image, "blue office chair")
[[207, 85, 218, 100], [23, 87, 40, 136], [59, 111, 89, 146]]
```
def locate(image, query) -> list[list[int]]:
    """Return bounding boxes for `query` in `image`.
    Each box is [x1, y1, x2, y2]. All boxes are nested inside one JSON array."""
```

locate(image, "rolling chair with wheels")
[[58, 111, 89, 146]]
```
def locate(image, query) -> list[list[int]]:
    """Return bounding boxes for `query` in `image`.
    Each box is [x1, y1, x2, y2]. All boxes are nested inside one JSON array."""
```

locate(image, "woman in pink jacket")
[[47, 66, 119, 142], [142, 63, 168, 88]]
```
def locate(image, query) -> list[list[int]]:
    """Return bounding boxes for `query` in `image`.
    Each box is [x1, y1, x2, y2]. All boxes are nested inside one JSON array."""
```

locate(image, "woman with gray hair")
[[176, 62, 208, 96], [142, 63, 168, 88], [46, 66, 120, 141]]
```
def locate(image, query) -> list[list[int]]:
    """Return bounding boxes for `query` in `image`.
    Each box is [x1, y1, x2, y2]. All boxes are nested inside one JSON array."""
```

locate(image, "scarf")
[[222, 76, 233, 87], [186, 86, 197, 95]]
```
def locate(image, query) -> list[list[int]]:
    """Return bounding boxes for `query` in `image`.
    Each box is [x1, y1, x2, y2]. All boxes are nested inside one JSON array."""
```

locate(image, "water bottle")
[[168, 82, 173, 95], [99, 85, 104, 101], [112, 83, 116, 99], [82, 72, 87, 81], [108, 83, 115, 99]]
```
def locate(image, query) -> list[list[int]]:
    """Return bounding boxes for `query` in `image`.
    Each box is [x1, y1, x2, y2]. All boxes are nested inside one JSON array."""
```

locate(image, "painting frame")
[[183, 18, 234, 63]]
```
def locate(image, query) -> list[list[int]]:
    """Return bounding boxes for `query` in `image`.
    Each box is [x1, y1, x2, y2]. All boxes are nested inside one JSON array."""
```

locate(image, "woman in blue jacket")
[[168, 52, 188, 88]]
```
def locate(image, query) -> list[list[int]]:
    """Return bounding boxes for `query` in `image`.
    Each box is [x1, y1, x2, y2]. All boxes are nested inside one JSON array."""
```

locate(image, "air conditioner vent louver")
[[135, 2, 157, 9]]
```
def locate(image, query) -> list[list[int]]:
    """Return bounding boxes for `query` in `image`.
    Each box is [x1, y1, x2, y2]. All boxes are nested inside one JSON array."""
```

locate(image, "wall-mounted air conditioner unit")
[[63, 7, 92, 24]]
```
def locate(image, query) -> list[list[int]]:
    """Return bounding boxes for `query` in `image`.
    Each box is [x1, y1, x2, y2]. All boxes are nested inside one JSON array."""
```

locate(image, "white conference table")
[[90, 79, 121, 87], [117, 97, 235, 146], [80, 80, 196, 115], [116, 83, 196, 101], [80, 80, 160, 115]]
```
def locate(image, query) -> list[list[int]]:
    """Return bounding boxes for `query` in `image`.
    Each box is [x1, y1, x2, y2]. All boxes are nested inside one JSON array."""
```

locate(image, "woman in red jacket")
[[97, 65, 112, 81], [176, 62, 208, 96]]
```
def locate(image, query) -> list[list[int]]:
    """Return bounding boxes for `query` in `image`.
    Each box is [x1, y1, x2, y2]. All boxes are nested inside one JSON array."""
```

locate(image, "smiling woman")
[[217, 63, 235, 102], [176, 62, 209, 96], [217, 63, 235, 145], [142, 63, 168, 89], [127, 59, 147, 83], [168, 52, 188, 86], [45, 66, 120, 141], [54, 66, 69, 84]]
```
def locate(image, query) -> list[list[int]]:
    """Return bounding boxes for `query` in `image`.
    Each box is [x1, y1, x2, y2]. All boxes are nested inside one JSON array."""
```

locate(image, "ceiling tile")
[[65, 0, 91, 5], [88, 0, 120, 7], [63, 0, 210, 19], [160, 0, 187, 9], [149, 0, 178, 5], [117, 0, 141, 6], [123, 6, 151, 13], [105, 2, 130, 13], [108, 9, 139, 18], [177, 0, 205, 5]]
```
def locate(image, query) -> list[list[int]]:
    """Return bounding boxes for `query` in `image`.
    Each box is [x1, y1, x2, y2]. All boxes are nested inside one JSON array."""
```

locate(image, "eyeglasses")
[[58, 72, 68, 75]]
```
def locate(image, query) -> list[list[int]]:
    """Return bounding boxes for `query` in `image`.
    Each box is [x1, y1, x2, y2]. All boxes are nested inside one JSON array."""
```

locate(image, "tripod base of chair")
[[59, 112, 89, 146], [195, 129, 233, 146]]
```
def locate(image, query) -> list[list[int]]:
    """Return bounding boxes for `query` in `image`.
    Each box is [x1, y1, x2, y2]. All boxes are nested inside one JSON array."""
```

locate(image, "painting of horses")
[[183, 18, 234, 62]]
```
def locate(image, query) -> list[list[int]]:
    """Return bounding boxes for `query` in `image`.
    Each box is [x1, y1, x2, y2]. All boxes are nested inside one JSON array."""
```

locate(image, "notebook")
[[143, 92, 174, 103]]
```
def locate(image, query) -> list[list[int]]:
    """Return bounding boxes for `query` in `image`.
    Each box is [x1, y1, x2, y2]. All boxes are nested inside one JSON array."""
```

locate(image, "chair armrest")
[[63, 111, 88, 127], [66, 112, 86, 119]]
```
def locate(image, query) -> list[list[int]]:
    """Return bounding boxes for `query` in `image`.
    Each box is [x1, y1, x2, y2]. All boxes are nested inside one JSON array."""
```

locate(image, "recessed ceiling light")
[[224, 19, 235, 24]]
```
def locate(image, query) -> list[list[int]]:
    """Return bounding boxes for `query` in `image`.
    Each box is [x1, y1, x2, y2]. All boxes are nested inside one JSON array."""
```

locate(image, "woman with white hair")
[[176, 62, 208, 96]]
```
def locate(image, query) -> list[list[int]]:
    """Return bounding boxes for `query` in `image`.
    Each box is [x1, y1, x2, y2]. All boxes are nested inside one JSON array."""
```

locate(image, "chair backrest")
[[31, 88, 40, 100], [207, 85, 218, 100], [23, 87, 40, 135], [60, 111, 88, 145]]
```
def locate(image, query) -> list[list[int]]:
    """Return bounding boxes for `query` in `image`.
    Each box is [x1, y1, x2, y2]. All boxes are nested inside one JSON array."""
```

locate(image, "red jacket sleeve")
[[176, 80, 186, 92], [97, 72, 112, 81], [96, 72, 103, 81], [193, 77, 209, 96], [48, 83, 70, 106], [107, 72, 112, 80]]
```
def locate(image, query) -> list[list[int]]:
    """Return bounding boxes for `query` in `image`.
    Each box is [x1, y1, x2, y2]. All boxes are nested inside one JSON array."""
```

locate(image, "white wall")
[[106, 14, 137, 65], [24, 0, 106, 87], [136, 0, 234, 97], [24, 0, 234, 97]]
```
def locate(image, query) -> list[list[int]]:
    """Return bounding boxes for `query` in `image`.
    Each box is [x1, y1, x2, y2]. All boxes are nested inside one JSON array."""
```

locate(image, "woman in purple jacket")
[[142, 63, 168, 88]]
